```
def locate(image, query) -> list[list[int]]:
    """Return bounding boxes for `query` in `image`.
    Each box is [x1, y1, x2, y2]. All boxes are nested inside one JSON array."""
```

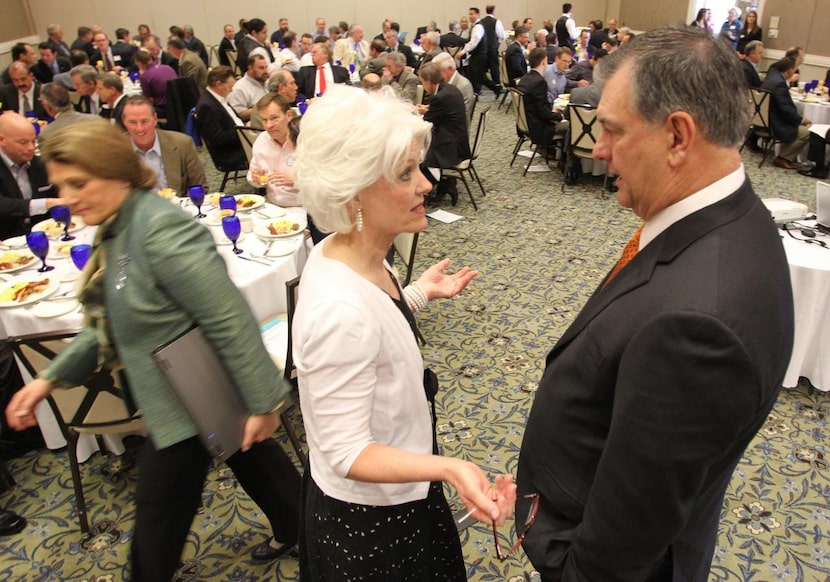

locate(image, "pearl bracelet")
[[404, 282, 428, 313]]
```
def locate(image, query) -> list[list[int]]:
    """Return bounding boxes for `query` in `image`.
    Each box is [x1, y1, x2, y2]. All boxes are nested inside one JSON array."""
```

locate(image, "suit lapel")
[[548, 181, 756, 362], [0, 161, 24, 199]]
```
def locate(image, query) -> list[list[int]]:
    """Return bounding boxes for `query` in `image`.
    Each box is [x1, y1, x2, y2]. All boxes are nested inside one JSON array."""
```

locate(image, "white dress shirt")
[[206, 87, 244, 126], [245, 131, 301, 207], [0, 150, 48, 215], [132, 131, 167, 190]]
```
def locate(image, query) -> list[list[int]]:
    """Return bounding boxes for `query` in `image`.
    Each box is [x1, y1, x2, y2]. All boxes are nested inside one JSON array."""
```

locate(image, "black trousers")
[[130, 435, 301, 582], [467, 53, 497, 95], [807, 131, 829, 178], [486, 48, 501, 87]]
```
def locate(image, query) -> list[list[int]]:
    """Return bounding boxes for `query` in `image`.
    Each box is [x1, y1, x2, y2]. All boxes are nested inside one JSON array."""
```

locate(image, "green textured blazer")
[[43, 190, 289, 449]]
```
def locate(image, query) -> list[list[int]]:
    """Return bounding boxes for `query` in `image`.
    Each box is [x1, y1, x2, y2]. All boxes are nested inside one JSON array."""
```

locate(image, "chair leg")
[[523, 147, 539, 177], [469, 164, 486, 197], [498, 90, 509, 110], [510, 137, 525, 167], [759, 138, 771, 168], [220, 171, 230, 191], [66, 430, 91, 535], [279, 409, 307, 468], [457, 173, 477, 211]]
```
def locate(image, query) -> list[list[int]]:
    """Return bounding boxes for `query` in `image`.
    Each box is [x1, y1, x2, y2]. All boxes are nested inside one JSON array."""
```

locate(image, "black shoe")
[[0, 509, 26, 536], [493, 86, 503, 98], [747, 140, 763, 153], [251, 537, 293, 561], [605, 176, 619, 193], [798, 169, 829, 179], [444, 177, 459, 206]]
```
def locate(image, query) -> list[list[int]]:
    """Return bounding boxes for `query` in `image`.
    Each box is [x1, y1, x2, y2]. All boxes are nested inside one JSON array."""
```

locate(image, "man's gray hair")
[[385, 51, 406, 67], [595, 26, 750, 148], [744, 40, 763, 57], [424, 31, 440, 46], [433, 52, 455, 71], [47, 24, 60, 36], [70, 64, 99, 84], [267, 69, 292, 92], [183, 25, 195, 35], [41, 82, 72, 111]]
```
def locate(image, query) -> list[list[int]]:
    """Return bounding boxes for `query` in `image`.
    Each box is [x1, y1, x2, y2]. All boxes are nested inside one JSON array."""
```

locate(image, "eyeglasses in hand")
[[492, 493, 540, 561]]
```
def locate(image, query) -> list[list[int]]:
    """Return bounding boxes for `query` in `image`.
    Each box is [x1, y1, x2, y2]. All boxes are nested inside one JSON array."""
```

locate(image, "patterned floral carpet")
[[1, 93, 828, 581]]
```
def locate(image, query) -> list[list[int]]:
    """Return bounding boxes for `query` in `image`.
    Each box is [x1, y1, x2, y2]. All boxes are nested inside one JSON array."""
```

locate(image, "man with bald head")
[[0, 62, 47, 119], [0, 113, 59, 240]]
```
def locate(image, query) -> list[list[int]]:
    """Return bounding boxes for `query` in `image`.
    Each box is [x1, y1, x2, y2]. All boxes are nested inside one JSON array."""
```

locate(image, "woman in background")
[[293, 85, 515, 580], [738, 10, 763, 54]]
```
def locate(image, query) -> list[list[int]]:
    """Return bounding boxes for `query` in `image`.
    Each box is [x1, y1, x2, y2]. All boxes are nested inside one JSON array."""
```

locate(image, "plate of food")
[[254, 218, 306, 239], [205, 192, 224, 207], [204, 208, 237, 226], [158, 187, 177, 200], [0, 276, 59, 307], [235, 194, 265, 211], [0, 250, 37, 273], [32, 217, 86, 239], [48, 241, 76, 260], [0, 235, 29, 250]]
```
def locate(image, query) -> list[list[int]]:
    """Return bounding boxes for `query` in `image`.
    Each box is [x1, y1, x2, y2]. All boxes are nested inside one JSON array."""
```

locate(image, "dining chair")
[[281, 277, 307, 467], [235, 126, 264, 165], [561, 104, 607, 197], [741, 88, 779, 168], [445, 107, 490, 210], [8, 330, 145, 537], [164, 77, 200, 133], [225, 49, 241, 77], [509, 88, 531, 167], [207, 45, 220, 68], [185, 107, 202, 147], [497, 53, 512, 112], [393, 233, 420, 287], [415, 84, 425, 106]]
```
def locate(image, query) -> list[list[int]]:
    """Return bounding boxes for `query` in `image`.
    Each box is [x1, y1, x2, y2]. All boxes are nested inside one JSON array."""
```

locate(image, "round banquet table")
[[792, 90, 830, 126], [0, 197, 309, 460], [780, 224, 830, 392]]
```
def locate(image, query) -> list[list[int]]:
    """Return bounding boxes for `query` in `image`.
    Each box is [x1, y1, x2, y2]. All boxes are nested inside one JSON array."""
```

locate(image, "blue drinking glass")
[[349, 63, 356, 74], [298, 100, 308, 115], [219, 194, 237, 214], [70, 244, 92, 271], [50, 205, 75, 241], [188, 185, 206, 218], [26, 231, 54, 273], [222, 216, 243, 255]]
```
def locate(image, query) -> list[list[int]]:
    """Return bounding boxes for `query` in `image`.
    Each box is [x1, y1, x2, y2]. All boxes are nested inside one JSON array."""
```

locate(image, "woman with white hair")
[[292, 85, 515, 580]]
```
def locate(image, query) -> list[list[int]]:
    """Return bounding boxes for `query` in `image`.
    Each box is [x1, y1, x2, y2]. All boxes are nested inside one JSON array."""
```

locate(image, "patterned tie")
[[318, 66, 327, 95], [22, 93, 31, 114], [603, 225, 643, 287]]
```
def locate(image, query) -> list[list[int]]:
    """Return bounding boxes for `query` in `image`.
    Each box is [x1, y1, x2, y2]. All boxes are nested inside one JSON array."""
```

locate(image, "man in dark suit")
[[517, 49, 567, 148], [1, 43, 37, 85], [123, 96, 206, 194], [0, 113, 59, 240], [517, 27, 793, 582], [31, 42, 70, 84], [38, 82, 99, 145], [296, 42, 351, 101], [761, 57, 812, 170], [504, 27, 531, 88], [182, 25, 209, 66], [417, 63, 470, 204], [219, 24, 237, 68], [742, 40, 763, 88], [69, 64, 101, 116], [195, 66, 247, 171], [70, 26, 95, 59], [112, 28, 137, 70], [384, 29, 417, 69], [46, 23, 72, 58], [96, 73, 127, 129], [0, 63, 48, 120]]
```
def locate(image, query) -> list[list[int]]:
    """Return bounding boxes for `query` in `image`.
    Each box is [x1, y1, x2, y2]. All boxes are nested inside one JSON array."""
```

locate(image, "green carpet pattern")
[[1, 93, 828, 581]]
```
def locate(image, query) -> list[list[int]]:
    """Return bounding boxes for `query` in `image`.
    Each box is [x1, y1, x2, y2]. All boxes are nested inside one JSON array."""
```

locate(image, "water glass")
[[219, 194, 237, 215], [70, 244, 92, 271], [50, 205, 75, 241], [26, 231, 54, 273], [222, 216, 243, 255], [188, 185, 206, 218]]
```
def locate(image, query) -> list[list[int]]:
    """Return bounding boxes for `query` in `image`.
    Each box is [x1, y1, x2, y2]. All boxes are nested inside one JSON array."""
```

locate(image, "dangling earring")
[[356, 208, 364, 232]]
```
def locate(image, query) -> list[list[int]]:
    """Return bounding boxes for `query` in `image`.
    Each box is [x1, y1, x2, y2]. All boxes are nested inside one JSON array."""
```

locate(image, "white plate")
[[211, 229, 246, 246], [0, 276, 60, 307], [32, 217, 86, 239], [204, 209, 238, 226], [48, 242, 76, 260], [60, 266, 80, 283], [265, 240, 301, 257], [254, 218, 307, 239], [29, 298, 79, 318], [0, 235, 29, 250], [257, 205, 287, 219], [235, 194, 265, 211], [0, 250, 38, 274]]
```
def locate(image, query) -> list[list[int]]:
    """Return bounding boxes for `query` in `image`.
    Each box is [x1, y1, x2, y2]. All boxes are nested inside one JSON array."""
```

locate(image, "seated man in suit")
[[1, 43, 37, 85], [433, 52, 474, 122], [96, 73, 127, 129], [69, 64, 101, 115], [517, 48, 568, 150], [761, 57, 812, 170], [112, 28, 137, 70], [195, 66, 247, 171], [333, 24, 370, 70], [91, 32, 121, 73], [564, 47, 607, 90], [359, 39, 388, 79], [123, 95, 206, 195], [741, 40, 763, 88], [0, 112, 60, 240], [385, 29, 417, 69], [296, 42, 350, 100], [70, 26, 95, 59], [517, 27, 793, 582], [381, 52, 418, 104], [38, 82, 99, 145], [182, 26, 209, 66], [218, 24, 237, 68], [0, 63, 48, 120], [416, 63, 470, 205], [166, 37, 207, 92], [417, 31, 442, 70], [505, 27, 532, 88], [53, 50, 88, 91], [250, 70, 298, 129], [31, 42, 70, 84]]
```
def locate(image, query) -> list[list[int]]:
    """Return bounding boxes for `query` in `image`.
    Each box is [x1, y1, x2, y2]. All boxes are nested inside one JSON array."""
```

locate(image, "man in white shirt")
[[333, 24, 369, 69], [275, 32, 301, 73], [0, 63, 46, 119], [228, 54, 268, 122], [479, 5, 507, 93], [312, 17, 328, 39], [556, 3, 578, 49], [246, 93, 300, 208], [457, 7, 500, 97]]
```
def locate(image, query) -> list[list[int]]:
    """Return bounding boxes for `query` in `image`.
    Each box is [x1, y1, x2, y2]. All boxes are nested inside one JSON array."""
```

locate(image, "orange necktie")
[[318, 66, 327, 95], [604, 225, 643, 287]]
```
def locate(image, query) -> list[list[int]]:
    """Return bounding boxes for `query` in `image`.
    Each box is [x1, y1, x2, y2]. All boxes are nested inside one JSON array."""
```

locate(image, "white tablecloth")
[[781, 226, 830, 391], [793, 94, 830, 126], [0, 200, 308, 460]]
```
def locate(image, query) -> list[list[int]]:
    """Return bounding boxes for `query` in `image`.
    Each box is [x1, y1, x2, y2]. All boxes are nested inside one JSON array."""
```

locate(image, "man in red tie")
[[91, 32, 118, 72], [295, 42, 350, 101], [517, 26, 794, 582]]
